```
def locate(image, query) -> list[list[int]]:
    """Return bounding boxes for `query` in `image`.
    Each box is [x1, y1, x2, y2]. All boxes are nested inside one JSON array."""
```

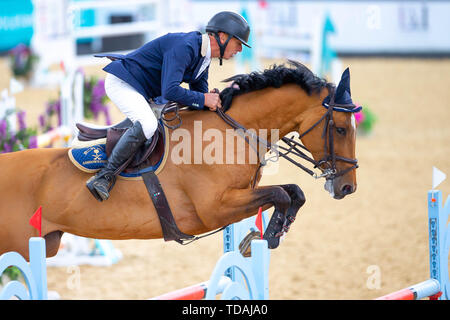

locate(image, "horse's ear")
[[335, 67, 353, 105]]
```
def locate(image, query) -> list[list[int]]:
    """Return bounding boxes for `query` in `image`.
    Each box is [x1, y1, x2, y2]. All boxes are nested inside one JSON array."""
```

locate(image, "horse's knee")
[[271, 186, 291, 212], [281, 184, 305, 207]]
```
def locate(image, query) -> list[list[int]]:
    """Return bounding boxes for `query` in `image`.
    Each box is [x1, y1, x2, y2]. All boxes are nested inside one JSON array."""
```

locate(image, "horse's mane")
[[219, 60, 332, 112]]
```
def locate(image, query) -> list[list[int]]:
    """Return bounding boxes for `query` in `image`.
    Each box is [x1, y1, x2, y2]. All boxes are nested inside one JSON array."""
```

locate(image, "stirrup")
[[86, 175, 105, 202], [86, 180, 104, 202], [98, 171, 117, 191], [86, 172, 117, 202]]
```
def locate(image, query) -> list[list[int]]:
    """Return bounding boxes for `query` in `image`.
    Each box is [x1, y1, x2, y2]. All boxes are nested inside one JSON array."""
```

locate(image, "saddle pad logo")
[[69, 144, 108, 172], [68, 143, 163, 179]]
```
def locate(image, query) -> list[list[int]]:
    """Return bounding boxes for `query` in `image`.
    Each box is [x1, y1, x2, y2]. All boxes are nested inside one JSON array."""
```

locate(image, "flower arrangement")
[[39, 100, 61, 134], [40, 74, 111, 138], [8, 44, 39, 80], [83, 76, 112, 125], [0, 110, 37, 153], [355, 103, 377, 135]]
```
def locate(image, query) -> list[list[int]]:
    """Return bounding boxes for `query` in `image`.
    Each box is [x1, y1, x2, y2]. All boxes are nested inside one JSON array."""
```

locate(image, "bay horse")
[[0, 61, 360, 260]]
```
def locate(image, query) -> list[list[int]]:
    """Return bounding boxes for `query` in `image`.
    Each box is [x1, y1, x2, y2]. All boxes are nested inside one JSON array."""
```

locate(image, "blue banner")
[[0, 0, 34, 52]]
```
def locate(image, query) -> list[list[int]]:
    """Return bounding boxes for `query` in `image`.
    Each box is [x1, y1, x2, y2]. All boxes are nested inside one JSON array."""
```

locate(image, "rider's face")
[[218, 33, 243, 59], [223, 37, 243, 59]]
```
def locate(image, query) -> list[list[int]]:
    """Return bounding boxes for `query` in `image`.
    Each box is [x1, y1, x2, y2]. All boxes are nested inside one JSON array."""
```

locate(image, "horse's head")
[[219, 61, 360, 199], [296, 68, 360, 199]]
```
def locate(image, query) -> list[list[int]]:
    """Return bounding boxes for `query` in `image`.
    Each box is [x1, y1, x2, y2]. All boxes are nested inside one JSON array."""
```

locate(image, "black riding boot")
[[86, 121, 147, 201]]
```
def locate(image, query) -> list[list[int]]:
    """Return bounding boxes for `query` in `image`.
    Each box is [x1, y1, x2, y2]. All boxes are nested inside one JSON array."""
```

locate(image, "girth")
[[141, 171, 194, 243]]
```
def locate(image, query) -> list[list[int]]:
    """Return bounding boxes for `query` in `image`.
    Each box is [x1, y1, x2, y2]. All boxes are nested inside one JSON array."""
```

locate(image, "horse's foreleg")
[[278, 184, 306, 235], [257, 184, 306, 251], [212, 185, 291, 249]]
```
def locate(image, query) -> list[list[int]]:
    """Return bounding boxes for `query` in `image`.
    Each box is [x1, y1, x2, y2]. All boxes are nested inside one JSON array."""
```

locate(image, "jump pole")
[[151, 212, 270, 300], [376, 279, 441, 300], [375, 189, 450, 300], [151, 276, 231, 300]]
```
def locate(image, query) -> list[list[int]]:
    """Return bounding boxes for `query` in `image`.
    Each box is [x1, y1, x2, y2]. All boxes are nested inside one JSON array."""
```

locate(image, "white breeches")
[[104, 73, 157, 139]]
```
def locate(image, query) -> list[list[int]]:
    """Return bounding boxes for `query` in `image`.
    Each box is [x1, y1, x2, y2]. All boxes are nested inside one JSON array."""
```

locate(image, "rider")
[[86, 11, 251, 201]]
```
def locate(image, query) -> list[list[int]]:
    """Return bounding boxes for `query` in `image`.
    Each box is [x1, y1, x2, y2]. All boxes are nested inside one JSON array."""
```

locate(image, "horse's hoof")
[[267, 238, 280, 249], [263, 233, 280, 249], [238, 231, 261, 257]]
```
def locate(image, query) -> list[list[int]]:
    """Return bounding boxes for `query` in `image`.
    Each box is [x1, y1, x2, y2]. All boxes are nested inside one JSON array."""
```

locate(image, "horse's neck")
[[226, 84, 323, 139]]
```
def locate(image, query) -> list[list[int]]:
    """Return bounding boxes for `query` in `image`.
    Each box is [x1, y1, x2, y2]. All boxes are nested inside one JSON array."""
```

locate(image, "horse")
[[0, 61, 360, 260]]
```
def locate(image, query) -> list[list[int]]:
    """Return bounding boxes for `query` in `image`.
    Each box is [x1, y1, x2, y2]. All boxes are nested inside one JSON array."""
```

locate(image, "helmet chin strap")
[[213, 33, 231, 66]]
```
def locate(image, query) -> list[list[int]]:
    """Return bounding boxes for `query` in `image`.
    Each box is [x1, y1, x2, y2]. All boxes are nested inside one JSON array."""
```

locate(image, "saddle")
[[71, 102, 194, 243], [76, 118, 166, 176]]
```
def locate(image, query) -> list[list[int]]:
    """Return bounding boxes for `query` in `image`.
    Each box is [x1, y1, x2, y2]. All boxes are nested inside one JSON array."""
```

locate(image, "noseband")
[[215, 86, 360, 181]]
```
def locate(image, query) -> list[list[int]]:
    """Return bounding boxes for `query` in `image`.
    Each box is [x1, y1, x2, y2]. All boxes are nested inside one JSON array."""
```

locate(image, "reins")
[[215, 86, 359, 184]]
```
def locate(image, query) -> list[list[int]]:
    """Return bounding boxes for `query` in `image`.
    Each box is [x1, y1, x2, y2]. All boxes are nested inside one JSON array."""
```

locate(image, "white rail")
[[68, 0, 158, 11], [73, 21, 159, 39]]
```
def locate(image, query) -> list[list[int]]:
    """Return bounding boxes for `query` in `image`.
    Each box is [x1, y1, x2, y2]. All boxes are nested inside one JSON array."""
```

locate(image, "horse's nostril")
[[341, 184, 353, 195]]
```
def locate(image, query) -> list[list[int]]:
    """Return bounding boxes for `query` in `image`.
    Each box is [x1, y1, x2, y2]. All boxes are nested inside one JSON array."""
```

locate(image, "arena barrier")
[[376, 190, 450, 300], [0, 238, 47, 300], [152, 211, 270, 300], [0, 212, 269, 300]]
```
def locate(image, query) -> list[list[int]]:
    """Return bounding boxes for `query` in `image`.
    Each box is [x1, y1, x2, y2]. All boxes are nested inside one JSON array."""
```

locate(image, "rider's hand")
[[204, 92, 222, 111]]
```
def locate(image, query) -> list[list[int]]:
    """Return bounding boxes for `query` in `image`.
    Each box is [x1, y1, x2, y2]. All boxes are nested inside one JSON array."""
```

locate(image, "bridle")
[[280, 86, 360, 180], [215, 86, 361, 183]]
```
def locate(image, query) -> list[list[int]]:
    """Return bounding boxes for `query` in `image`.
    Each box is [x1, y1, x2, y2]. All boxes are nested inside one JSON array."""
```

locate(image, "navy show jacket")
[[101, 31, 210, 110]]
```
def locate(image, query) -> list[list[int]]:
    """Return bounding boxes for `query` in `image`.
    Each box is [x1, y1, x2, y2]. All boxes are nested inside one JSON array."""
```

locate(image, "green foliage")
[[0, 267, 22, 285], [360, 105, 377, 133], [356, 104, 377, 135]]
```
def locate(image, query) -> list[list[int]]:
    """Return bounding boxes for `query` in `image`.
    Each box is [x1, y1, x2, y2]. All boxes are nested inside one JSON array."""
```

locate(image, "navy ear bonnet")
[[322, 68, 362, 113]]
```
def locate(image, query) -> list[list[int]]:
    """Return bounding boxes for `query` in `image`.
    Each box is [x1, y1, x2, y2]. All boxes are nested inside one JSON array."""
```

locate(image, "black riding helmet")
[[205, 11, 251, 65]]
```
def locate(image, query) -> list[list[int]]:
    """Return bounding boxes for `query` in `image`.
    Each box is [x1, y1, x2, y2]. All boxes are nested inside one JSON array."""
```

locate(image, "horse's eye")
[[336, 127, 346, 135]]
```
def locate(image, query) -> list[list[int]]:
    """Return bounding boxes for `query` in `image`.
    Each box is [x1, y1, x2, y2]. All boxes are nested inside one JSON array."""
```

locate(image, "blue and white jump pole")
[[377, 189, 450, 300]]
